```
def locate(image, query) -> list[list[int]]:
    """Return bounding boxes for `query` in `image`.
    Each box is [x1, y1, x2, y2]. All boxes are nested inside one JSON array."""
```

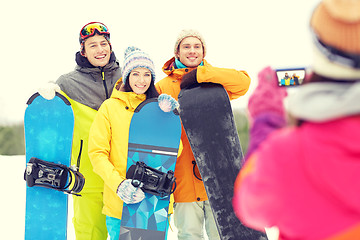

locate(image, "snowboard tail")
[[120, 226, 166, 240]]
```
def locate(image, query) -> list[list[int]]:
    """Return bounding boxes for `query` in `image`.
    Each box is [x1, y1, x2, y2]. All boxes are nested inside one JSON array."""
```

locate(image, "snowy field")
[[0, 155, 278, 240]]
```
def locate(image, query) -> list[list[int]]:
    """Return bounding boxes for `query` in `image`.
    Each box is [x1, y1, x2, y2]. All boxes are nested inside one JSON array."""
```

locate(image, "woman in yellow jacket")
[[155, 29, 251, 240], [88, 46, 178, 240]]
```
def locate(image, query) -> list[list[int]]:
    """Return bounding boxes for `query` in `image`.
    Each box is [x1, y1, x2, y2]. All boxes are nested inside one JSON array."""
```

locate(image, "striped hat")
[[310, 0, 360, 80], [121, 46, 156, 84]]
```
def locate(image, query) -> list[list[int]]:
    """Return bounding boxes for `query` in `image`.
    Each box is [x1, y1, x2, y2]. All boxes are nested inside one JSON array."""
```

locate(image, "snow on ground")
[[1, 155, 26, 239], [0, 155, 278, 240]]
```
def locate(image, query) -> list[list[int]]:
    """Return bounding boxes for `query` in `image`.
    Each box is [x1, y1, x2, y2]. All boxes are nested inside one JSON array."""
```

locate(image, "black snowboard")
[[178, 83, 267, 240]]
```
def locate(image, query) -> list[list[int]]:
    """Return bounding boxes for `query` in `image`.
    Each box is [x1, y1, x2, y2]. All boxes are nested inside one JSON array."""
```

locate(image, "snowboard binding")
[[126, 161, 176, 198], [24, 157, 85, 196]]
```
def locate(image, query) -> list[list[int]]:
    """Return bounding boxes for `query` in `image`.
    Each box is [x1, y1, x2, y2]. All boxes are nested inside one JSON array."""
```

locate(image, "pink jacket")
[[233, 116, 360, 240]]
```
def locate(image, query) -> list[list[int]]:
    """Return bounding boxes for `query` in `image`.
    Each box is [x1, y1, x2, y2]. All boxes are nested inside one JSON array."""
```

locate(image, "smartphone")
[[275, 67, 306, 87]]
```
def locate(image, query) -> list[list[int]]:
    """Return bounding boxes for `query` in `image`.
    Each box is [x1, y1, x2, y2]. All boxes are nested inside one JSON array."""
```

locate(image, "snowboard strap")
[[126, 161, 176, 198], [24, 157, 85, 196]]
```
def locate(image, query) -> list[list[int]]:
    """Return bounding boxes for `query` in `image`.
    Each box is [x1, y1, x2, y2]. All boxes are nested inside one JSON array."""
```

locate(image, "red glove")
[[248, 66, 287, 120]]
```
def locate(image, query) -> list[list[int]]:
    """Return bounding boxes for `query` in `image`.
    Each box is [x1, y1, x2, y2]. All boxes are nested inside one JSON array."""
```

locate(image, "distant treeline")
[[0, 124, 25, 155], [233, 109, 250, 154], [0, 109, 250, 156]]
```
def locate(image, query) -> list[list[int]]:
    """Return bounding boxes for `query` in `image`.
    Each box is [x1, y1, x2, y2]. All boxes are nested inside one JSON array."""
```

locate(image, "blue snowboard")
[[119, 99, 181, 240], [24, 93, 74, 240]]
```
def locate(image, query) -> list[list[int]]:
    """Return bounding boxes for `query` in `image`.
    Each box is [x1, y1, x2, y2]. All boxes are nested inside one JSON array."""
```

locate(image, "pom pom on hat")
[[121, 46, 156, 84], [124, 46, 141, 57], [310, 0, 360, 80], [174, 29, 207, 57]]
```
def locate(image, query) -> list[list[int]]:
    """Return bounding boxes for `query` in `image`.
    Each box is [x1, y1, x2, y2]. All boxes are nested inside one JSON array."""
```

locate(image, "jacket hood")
[[56, 51, 122, 111], [75, 51, 118, 70], [162, 57, 182, 81]]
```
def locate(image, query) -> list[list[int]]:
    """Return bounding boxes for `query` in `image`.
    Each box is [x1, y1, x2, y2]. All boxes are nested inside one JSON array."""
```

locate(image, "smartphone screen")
[[275, 67, 306, 87]]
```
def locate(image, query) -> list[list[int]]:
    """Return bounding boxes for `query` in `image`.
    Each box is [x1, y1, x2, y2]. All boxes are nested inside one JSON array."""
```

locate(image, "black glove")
[[180, 69, 199, 89]]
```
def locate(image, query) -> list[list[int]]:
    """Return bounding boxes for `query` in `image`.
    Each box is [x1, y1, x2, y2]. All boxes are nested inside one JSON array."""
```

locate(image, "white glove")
[[158, 94, 179, 112], [38, 82, 61, 100], [117, 179, 145, 204]]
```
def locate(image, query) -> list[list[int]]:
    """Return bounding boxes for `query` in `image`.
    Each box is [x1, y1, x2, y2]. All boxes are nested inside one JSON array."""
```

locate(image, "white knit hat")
[[174, 29, 207, 57]]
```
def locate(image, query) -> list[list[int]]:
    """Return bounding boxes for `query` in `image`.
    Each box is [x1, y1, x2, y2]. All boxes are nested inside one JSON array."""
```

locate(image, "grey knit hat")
[[174, 29, 207, 57]]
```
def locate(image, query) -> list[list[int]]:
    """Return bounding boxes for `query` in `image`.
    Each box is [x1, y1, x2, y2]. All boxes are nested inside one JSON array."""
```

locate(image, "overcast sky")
[[1, 0, 320, 123]]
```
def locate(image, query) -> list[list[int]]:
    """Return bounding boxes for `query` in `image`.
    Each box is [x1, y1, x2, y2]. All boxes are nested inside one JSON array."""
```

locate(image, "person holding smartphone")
[[233, 0, 360, 239]]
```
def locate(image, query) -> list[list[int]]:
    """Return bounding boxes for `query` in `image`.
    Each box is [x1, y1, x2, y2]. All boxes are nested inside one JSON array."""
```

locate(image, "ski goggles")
[[80, 22, 110, 40]]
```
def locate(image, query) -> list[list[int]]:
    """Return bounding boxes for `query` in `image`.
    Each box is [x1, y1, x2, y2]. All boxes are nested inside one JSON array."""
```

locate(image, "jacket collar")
[[162, 57, 209, 80], [75, 51, 117, 69]]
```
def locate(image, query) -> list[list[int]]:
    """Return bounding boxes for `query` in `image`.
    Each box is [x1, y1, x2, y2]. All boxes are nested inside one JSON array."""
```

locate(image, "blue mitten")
[[116, 179, 145, 204], [158, 94, 179, 112]]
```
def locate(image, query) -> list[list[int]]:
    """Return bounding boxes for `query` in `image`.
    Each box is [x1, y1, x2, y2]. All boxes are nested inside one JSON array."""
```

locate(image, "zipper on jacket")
[[192, 160, 202, 181], [76, 139, 83, 171], [101, 69, 109, 99]]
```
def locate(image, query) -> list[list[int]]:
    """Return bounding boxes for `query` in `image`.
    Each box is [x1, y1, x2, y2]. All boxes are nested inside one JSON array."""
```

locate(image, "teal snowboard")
[[24, 92, 74, 240], [119, 98, 181, 240]]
